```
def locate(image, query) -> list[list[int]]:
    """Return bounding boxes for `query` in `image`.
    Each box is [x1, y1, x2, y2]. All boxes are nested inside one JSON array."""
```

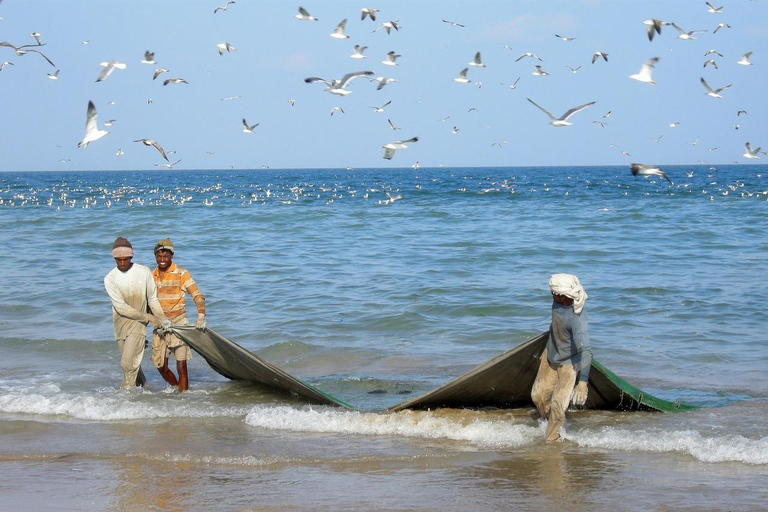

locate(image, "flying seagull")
[[443, 19, 465, 28], [304, 70, 374, 96], [330, 19, 349, 39], [0, 41, 55, 66], [361, 8, 378, 21], [372, 76, 397, 90], [526, 97, 595, 127], [629, 57, 660, 85], [295, 6, 318, 21], [737, 51, 753, 66], [382, 50, 400, 66], [705, 2, 723, 13], [515, 52, 542, 62], [77, 100, 109, 149], [531, 65, 548, 76], [350, 45, 368, 59], [592, 51, 609, 63], [163, 77, 188, 85], [134, 138, 169, 161], [700, 77, 731, 98], [555, 34, 576, 42], [214, 1, 235, 14], [141, 51, 155, 64], [370, 100, 391, 113], [469, 51, 485, 67], [453, 67, 471, 83], [217, 41, 236, 55], [630, 163, 672, 183], [0, 61, 12, 71], [155, 159, 182, 168], [643, 19, 670, 41], [242, 119, 258, 133], [96, 60, 126, 82], [387, 118, 401, 130], [153, 68, 169, 80], [743, 142, 761, 159], [382, 136, 418, 160], [671, 23, 706, 40], [373, 20, 400, 34], [713, 23, 731, 34]]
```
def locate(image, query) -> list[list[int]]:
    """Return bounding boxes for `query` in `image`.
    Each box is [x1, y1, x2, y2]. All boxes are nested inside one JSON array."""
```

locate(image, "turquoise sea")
[[1, 165, 766, 512]]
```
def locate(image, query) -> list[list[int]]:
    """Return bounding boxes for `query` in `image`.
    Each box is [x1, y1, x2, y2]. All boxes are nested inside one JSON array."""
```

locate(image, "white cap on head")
[[549, 273, 588, 314]]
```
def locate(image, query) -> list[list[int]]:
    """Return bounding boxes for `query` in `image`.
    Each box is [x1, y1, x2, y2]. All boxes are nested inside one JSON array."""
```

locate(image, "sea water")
[[0, 166, 766, 511]]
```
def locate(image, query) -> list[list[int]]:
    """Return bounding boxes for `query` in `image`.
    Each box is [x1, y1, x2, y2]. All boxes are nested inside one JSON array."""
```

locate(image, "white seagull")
[[630, 163, 672, 183], [643, 19, 670, 41], [469, 52, 485, 67], [737, 51, 753, 66], [382, 136, 418, 160], [700, 77, 731, 98], [592, 51, 609, 64], [453, 67, 471, 83], [713, 23, 731, 34], [295, 6, 318, 21], [705, 2, 723, 13], [502, 77, 521, 89], [743, 142, 761, 159], [532, 65, 548, 76], [350, 45, 368, 59], [629, 57, 659, 85], [0, 61, 12, 71], [330, 19, 349, 39], [214, 1, 235, 14], [304, 70, 374, 96], [155, 159, 182, 169], [526, 98, 595, 127], [95, 60, 126, 82], [516, 52, 542, 62], [153, 68, 169, 80], [671, 23, 706, 40], [372, 76, 397, 90], [0, 41, 55, 66], [77, 100, 109, 149], [242, 119, 258, 133], [48, 69, 59, 79], [217, 41, 236, 55], [443, 19, 465, 28], [382, 50, 400, 66], [141, 51, 155, 64], [361, 8, 378, 21], [134, 138, 169, 161], [370, 100, 391, 113], [373, 20, 400, 34], [555, 34, 576, 42], [163, 77, 188, 85]]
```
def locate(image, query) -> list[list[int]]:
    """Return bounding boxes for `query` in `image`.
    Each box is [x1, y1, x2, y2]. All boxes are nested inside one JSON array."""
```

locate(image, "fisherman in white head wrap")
[[531, 273, 593, 442]]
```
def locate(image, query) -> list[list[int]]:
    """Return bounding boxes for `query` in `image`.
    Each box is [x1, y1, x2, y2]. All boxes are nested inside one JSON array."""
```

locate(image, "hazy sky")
[[0, 0, 766, 171]]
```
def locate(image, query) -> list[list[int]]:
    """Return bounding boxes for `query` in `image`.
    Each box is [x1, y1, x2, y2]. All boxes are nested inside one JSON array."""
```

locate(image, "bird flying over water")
[[295, 6, 318, 21], [304, 70, 374, 96], [469, 52, 485, 67], [141, 51, 155, 64], [77, 100, 109, 149], [0, 41, 55, 67], [629, 57, 659, 85], [443, 19, 465, 28], [350, 45, 368, 59], [155, 159, 182, 168], [330, 19, 349, 39], [96, 60, 126, 82], [527, 98, 595, 126], [214, 1, 235, 14], [671, 23, 706, 40], [163, 77, 188, 85], [134, 138, 169, 161], [373, 20, 400, 34], [743, 142, 761, 159], [153, 68, 169, 80], [242, 119, 258, 133], [700, 77, 731, 98], [737, 51, 753, 66], [217, 41, 236, 55], [453, 67, 471, 83], [592, 51, 608, 64], [382, 136, 418, 160], [630, 163, 672, 183], [361, 8, 378, 21], [643, 19, 669, 41]]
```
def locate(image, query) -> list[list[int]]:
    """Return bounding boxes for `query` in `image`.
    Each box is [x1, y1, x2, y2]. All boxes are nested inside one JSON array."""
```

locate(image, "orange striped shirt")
[[152, 262, 205, 320]]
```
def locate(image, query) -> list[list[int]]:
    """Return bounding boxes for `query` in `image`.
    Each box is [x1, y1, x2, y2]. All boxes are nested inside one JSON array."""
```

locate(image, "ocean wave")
[[570, 427, 768, 465], [244, 405, 540, 448], [0, 389, 251, 421]]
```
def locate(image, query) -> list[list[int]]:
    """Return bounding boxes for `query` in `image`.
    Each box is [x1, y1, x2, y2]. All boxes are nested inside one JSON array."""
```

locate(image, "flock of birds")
[[0, 2, 764, 180]]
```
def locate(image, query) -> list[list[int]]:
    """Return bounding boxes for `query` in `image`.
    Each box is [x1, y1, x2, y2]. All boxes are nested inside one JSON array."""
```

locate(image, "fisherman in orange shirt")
[[151, 238, 206, 392]]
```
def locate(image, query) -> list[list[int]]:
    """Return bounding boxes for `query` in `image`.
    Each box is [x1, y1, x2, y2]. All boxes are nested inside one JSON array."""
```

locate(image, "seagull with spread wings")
[[134, 138, 170, 161], [304, 70, 374, 96], [77, 101, 109, 149], [526, 98, 595, 127]]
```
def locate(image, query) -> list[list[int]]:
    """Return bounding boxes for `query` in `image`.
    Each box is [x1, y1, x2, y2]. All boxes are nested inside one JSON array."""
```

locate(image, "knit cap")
[[153, 238, 174, 254], [112, 237, 134, 258]]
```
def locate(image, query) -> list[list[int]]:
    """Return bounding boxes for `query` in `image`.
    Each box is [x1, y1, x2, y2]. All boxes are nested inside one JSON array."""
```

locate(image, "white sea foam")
[[0, 390, 250, 421], [245, 405, 540, 448], [570, 427, 768, 465]]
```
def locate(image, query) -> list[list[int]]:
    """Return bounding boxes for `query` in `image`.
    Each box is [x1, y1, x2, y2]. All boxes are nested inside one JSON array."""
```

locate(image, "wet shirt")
[[104, 263, 164, 340], [547, 301, 592, 381], [152, 262, 205, 321]]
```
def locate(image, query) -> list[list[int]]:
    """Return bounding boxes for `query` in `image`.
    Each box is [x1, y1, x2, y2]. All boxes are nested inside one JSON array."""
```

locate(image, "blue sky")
[[0, 0, 766, 171]]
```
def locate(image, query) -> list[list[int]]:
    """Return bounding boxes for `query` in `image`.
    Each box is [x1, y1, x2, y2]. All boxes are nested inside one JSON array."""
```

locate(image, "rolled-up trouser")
[[151, 316, 192, 368], [531, 348, 577, 442], [117, 331, 147, 389]]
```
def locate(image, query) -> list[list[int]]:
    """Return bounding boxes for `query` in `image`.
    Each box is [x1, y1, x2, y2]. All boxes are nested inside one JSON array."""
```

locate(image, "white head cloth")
[[549, 273, 588, 314]]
